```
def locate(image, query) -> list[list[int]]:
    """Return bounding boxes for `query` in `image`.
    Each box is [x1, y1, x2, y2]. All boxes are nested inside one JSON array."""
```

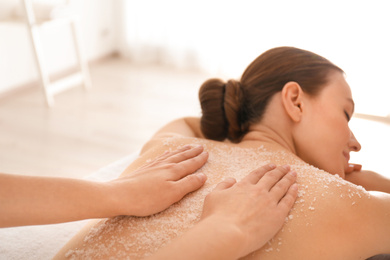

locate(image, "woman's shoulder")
[[267, 160, 390, 259]]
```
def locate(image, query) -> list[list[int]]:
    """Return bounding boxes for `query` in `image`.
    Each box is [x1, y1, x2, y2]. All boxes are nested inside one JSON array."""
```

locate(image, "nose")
[[349, 131, 361, 152]]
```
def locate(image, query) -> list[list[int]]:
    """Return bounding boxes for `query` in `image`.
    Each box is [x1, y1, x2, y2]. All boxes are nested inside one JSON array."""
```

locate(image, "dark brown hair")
[[199, 46, 343, 142]]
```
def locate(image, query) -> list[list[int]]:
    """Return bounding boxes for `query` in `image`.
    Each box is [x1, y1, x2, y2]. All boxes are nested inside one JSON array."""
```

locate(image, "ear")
[[281, 82, 304, 122]]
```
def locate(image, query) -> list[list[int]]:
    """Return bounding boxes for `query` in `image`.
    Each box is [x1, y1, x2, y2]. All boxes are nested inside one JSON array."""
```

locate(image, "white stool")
[[20, 0, 91, 107]]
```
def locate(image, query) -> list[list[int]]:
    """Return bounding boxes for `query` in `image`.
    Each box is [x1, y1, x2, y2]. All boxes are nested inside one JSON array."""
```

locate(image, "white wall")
[[0, 0, 119, 94], [118, 0, 390, 117]]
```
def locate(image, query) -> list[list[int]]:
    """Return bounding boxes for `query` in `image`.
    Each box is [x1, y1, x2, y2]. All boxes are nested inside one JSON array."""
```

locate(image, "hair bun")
[[199, 78, 228, 141], [199, 78, 247, 142], [224, 80, 247, 142]]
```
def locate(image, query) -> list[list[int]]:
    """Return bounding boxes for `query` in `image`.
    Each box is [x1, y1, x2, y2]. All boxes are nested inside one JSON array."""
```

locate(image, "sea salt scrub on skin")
[[64, 139, 370, 260]]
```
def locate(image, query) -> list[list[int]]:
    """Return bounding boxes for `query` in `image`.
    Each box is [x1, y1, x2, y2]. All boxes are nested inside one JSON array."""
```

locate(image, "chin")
[[329, 167, 345, 179], [337, 171, 346, 179], [319, 164, 345, 178]]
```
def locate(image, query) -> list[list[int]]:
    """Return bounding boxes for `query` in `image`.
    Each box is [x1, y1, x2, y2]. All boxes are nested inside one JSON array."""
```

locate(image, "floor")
[[0, 57, 389, 179]]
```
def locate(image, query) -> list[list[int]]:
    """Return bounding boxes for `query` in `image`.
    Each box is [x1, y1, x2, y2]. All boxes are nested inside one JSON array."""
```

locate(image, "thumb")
[[174, 173, 207, 200]]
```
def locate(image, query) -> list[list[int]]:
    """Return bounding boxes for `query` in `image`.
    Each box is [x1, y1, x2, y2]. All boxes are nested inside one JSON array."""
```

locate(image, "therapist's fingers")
[[140, 146, 206, 173], [152, 145, 193, 162], [212, 178, 237, 191], [163, 145, 205, 164], [172, 172, 208, 201], [170, 150, 209, 180], [277, 183, 298, 210], [137, 146, 191, 170], [243, 163, 277, 184], [269, 170, 297, 199], [255, 165, 291, 190]]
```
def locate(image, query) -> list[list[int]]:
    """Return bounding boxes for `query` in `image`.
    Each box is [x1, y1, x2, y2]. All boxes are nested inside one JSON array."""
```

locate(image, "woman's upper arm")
[[312, 185, 390, 258], [343, 191, 390, 257], [365, 192, 390, 255]]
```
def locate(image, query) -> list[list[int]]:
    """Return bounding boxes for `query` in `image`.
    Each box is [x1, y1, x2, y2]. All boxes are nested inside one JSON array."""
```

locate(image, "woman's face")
[[294, 71, 361, 178]]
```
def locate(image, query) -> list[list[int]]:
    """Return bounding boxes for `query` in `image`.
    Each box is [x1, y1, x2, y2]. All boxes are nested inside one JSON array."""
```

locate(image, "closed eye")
[[344, 111, 351, 121]]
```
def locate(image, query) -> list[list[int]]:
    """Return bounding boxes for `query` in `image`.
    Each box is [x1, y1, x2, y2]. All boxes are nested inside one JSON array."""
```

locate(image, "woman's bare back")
[[55, 137, 390, 260]]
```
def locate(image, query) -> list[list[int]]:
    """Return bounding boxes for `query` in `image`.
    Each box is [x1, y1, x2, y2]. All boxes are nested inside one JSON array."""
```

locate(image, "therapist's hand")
[[146, 164, 298, 260], [200, 164, 298, 258], [0, 145, 208, 227], [107, 145, 208, 217]]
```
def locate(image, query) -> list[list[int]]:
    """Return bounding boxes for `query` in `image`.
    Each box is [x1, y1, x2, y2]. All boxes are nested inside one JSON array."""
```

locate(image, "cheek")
[[294, 112, 348, 174], [331, 118, 351, 144], [313, 115, 348, 151], [312, 118, 350, 175], [293, 120, 329, 166], [315, 105, 349, 144]]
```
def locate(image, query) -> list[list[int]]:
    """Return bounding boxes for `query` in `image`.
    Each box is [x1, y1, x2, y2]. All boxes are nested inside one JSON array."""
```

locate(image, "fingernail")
[[182, 145, 192, 150], [197, 173, 207, 182], [289, 171, 297, 177], [268, 163, 276, 169], [291, 183, 298, 191], [282, 165, 290, 171]]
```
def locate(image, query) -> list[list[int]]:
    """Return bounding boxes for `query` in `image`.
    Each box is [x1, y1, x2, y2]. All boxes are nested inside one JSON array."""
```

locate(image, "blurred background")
[[0, 0, 389, 178]]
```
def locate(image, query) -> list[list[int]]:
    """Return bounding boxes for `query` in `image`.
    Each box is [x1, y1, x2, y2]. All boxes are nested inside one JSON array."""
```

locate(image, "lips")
[[343, 151, 350, 162]]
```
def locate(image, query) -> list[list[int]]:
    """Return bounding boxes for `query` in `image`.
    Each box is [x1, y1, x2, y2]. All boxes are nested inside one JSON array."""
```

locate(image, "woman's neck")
[[240, 125, 296, 154]]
